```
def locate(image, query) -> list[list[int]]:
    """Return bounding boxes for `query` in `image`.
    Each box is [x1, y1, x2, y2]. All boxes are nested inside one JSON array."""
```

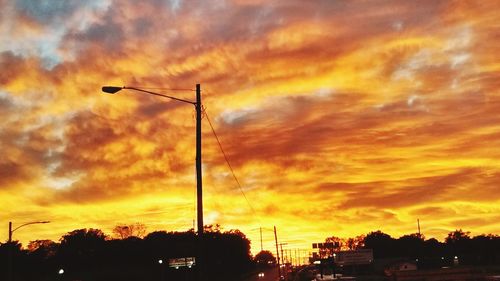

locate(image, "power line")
[[204, 109, 257, 216]]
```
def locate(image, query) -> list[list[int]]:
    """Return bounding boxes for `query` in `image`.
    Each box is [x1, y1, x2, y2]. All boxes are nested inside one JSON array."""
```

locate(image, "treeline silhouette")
[[0, 224, 253, 281], [322, 229, 500, 269]]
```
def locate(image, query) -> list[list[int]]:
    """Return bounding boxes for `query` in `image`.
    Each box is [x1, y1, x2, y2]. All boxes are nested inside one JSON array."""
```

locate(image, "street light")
[[158, 259, 165, 281], [7, 220, 50, 281], [8, 221, 50, 243], [332, 253, 337, 278], [102, 84, 204, 280]]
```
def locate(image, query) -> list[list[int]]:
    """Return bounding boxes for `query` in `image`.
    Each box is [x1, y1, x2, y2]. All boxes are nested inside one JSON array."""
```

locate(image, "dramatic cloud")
[[1, 0, 499, 253]]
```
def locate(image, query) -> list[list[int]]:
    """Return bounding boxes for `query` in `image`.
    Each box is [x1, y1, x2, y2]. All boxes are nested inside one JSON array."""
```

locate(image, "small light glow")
[[58, 269, 64, 275], [158, 259, 163, 264]]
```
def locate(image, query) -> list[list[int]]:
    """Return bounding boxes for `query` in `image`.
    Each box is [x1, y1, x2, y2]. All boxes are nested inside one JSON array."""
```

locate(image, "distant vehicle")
[[314, 273, 333, 280], [314, 273, 344, 280], [258, 272, 265, 278]]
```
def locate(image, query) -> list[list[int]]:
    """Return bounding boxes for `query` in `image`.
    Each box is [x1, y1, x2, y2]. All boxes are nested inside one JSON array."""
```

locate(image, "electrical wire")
[[204, 109, 257, 216]]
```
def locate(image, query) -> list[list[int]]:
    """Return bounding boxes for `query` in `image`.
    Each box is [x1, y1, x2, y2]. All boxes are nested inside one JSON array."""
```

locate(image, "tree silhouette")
[[363, 230, 395, 258], [56, 228, 107, 279], [3, 226, 499, 280], [470, 234, 499, 265], [203, 227, 253, 279], [112, 223, 147, 239], [397, 233, 424, 258], [255, 250, 277, 266], [27, 239, 58, 255], [445, 229, 471, 244], [320, 236, 343, 257], [346, 235, 365, 250]]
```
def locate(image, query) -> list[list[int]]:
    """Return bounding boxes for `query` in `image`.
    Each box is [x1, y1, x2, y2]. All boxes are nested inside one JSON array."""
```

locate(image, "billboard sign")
[[335, 249, 373, 265], [168, 257, 196, 268]]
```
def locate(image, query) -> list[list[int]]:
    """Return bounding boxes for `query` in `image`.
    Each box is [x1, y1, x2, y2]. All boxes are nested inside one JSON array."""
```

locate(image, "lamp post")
[[8, 221, 50, 243], [158, 259, 164, 281], [58, 268, 64, 281], [102, 84, 204, 280], [7, 221, 50, 281]]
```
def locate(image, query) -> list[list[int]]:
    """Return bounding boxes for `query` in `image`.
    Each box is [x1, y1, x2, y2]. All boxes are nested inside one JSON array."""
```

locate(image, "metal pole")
[[295, 249, 299, 266], [417, 219, 421, 238], [7, 222, 12, 281], [333, 253, 336, 278], [8, 221, 12, 242], [195, 84, 203, 281], [274, 226, 281, 279], [260, 227, 263, 252], [196, 84, 203, 237], [280, 244, 286, 280], [280, 244, 284, 266]]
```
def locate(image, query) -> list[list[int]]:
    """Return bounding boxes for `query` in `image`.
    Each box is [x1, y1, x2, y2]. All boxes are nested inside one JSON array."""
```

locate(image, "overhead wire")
[[203, 108, 257, 217]]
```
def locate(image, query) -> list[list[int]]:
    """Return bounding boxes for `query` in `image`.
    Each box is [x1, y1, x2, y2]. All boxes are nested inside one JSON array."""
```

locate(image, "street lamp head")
[[102, 86, 123, 94]]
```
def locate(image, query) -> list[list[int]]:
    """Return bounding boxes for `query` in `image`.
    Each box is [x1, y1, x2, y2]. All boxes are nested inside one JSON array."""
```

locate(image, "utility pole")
[[8, 222, 12, 242], [260, 227, 263, 252], [295, 249, 299, 266], [417, 219, 421, 238], [280, 243, 285, 266], [279, 243, 288, 280], [274, 226, 281, 279], [195, 83, 204, 281], [195, 83, 203, 237], [8, 222, 12, 281]]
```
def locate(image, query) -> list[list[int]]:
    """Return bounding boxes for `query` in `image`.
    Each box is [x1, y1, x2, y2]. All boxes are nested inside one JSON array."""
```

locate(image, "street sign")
[[312, 242, 337, 249], [335, 249, 373, 265], [168, 257, 196, 268]]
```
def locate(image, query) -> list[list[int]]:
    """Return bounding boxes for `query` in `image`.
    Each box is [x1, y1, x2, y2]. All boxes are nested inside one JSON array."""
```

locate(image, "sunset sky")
[[1, 0, 499, 254]]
